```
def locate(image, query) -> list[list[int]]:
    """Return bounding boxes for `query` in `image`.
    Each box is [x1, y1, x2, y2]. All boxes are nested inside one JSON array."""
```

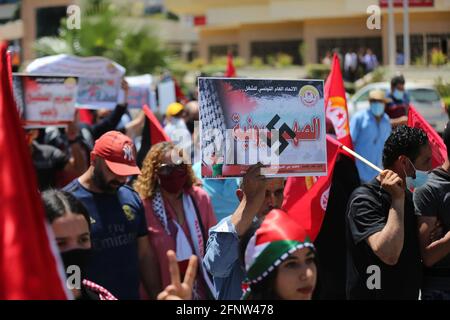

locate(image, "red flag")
[[142, 104, 170, 145], [173, 77, 188, 105], [225, 52, 236, 77], [0, 42, 68, 299], [282, 135, 342, 241], [324, 54, 354, 152], [408, 105, 447, 168]]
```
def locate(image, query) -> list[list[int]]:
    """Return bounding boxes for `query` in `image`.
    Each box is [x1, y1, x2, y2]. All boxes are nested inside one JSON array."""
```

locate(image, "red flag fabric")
[[173, 77, 188, 105], [408, 105, 447, 168], [224, 52, 236, 77], [324, 54, 354, 152], [0, 42, 68, 299], [282, 135, 342, 241], [142, 104, 170, 145]]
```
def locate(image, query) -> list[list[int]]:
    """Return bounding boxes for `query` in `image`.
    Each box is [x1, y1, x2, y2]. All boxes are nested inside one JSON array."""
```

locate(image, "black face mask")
[[61, 248, 92, 277]]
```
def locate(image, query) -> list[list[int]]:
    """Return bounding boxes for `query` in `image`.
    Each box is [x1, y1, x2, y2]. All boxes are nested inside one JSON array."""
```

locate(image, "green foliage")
[[250, 57, 264, 68], [34, 0, 168, 75], [306, 64, 330, 79], [275, 53, 293, 67], [431, 49, 447, 66]]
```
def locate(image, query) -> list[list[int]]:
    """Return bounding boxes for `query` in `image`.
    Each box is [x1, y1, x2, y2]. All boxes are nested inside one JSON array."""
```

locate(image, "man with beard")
[[203, 163, 285, 299], [64, 131, 161, 299]]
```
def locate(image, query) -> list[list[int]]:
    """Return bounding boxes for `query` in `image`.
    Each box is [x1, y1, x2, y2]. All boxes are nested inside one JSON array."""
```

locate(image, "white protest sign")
[[125, 74, 152, 109], [157, 80, 176, 114], [198, 77, 327, 178], [26, 54, 125, 109], [13, 74, 78, 128]]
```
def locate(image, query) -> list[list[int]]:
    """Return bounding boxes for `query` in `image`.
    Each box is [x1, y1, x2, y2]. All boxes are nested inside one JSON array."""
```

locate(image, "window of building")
[[317, 37, 383, 64], [208, 44, 238, 61], [250, 40, 303, 65], [36, 6, 67, 38]]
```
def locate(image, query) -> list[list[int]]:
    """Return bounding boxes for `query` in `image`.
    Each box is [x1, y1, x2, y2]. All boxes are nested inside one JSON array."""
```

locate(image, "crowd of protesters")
[[25, 69, 450, 301]]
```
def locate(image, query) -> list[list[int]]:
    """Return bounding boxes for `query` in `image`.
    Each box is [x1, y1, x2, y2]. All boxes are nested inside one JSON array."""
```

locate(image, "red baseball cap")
[[92, 131, 141, 176]]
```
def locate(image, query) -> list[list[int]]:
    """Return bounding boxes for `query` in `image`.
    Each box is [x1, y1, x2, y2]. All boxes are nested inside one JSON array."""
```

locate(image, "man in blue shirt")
[[64, 131, 161, 299], [350, 89, 392, 183], [203, 164, 285, 300], [193, 162, 240, 222]]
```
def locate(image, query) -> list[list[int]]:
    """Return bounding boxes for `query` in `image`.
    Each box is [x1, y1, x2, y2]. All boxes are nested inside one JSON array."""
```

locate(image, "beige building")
[[0, 0, 198, 64], [166, 0, 450, 65]]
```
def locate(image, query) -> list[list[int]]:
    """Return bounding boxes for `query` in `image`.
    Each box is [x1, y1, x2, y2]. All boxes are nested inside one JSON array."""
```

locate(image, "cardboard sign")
[[25, 54, 125, 109], [13, 74, 78, 128], [157, 80, 176, 114], [125, 74, 152, 109], [199, 77, 327, 178]]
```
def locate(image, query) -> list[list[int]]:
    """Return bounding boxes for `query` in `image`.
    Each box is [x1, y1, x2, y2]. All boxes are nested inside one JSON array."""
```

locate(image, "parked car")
[[348, 82, 448, 133]]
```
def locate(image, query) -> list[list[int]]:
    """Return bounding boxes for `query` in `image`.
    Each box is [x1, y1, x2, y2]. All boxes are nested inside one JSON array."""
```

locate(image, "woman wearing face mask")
[[242, 209, 317, 300], [133, 142, 217, 300], [42, 190, 117, 300]]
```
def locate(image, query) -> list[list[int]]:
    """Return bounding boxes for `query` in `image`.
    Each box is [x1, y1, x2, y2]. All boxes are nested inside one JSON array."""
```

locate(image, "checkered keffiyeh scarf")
[[82, 279, 117, 300]]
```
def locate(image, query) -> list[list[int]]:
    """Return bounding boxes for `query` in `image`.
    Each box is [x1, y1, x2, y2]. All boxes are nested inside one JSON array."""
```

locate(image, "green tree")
[[34, 0, 168, 75]]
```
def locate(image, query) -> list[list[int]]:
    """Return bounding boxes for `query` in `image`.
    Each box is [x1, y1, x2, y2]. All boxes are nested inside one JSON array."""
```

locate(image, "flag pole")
[[340, 145, 383, 173]]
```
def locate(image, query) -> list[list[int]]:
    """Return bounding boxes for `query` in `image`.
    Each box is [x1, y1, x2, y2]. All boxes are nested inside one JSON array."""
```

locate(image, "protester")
[[63, 131, 161, 300], [350, 89, 392, 183], [163, 102, 191, 144], [242, 209, 317, 300], [386, 75, 410, 127], [414, 121, 450, 300], [344, 49, 358, 82], [26, 116, 87, 191], [203, 164, 285, 300], [192, 162, 240, 222], [157, 250, 198, 301], [42, 190, 117, 300], [363, 48, 378, 73], [346, 125, 432, 299], [133, 141, 217, 300]]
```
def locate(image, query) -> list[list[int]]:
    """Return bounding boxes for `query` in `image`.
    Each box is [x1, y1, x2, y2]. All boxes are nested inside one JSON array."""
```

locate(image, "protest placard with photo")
[[125, 74, 152, 109], [13, 74, 78, 128], [25, 54, 125, 109], [199, 77, 326, 178]]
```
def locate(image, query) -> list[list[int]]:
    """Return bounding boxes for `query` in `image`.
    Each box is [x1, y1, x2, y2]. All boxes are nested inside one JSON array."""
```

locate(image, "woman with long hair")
[[42, 190, 117, 300], [134, 142, 217, 300]]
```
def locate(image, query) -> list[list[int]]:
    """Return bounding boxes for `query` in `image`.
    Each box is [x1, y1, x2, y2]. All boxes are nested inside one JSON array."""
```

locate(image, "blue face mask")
[[393, 89, 404, 101], [370, 101, 385, 117], [404, 158, 428, 190]]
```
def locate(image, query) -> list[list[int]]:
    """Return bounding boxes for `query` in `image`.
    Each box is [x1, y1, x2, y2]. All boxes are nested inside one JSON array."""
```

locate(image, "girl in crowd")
[[42, 190, 117, 300], [134, 141, 217, 300], [242, 209, 317, 300]]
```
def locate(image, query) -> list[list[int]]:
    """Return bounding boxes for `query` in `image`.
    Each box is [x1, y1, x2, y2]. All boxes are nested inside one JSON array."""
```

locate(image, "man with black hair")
[[203, 164, 285, 300], [386, 75, 410, 127], [346, 125, 431, 299], [414, 121, 450, 300]]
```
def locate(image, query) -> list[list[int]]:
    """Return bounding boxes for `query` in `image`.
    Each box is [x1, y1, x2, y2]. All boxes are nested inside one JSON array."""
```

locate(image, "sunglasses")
[[157, 163, 187, 176]]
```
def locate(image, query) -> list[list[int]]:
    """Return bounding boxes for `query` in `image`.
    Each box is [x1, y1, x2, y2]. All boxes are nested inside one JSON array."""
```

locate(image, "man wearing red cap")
[[64, 131, 161, 299]]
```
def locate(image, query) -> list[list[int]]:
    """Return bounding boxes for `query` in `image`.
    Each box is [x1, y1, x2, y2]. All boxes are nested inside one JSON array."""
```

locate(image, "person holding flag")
[[346, 125, 431, 300]]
